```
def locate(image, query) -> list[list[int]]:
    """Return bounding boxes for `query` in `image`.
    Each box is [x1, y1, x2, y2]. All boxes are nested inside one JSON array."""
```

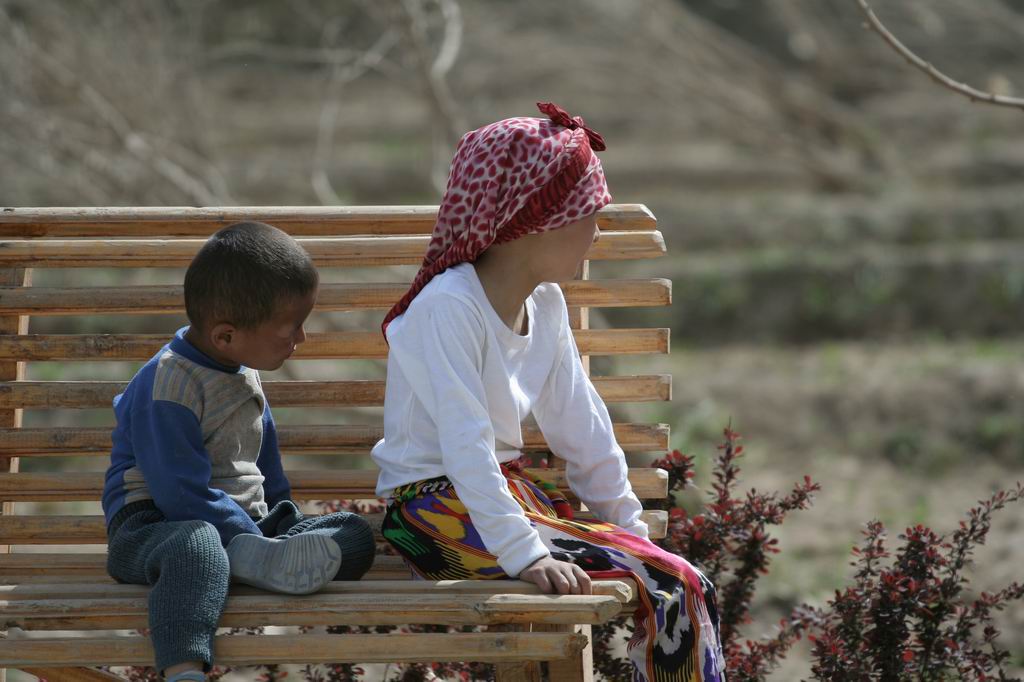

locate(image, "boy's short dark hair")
[[184, 222, 319, 330]]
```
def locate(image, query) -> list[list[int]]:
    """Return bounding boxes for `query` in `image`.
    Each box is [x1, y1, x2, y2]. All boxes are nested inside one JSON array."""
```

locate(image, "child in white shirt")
[[372, 102, 725, 681]]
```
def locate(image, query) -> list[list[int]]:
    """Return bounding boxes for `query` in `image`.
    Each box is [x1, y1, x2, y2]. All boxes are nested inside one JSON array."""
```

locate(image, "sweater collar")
[[170, 326, 247, 374]]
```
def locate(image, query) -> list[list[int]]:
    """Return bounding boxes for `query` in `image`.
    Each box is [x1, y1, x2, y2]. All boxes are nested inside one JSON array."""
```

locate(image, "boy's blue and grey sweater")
[[102, 327, 291, 545]]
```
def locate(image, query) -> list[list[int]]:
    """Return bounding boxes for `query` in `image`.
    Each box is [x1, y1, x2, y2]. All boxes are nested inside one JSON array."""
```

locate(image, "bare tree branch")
[[399, 0, 465, 193], [635, 1, 904, 191], [312, 24, 400, 205], [0, 4, 231, 204], [855, 0, 1024, 110], [431, 0, 463, 79]]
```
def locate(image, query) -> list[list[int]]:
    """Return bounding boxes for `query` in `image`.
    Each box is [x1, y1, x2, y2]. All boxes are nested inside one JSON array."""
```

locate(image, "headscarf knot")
[[536, 101, 606, 152]]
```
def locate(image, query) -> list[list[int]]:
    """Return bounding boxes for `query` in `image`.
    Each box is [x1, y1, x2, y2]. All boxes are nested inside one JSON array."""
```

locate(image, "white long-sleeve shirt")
[[372, 263, 648, 576]]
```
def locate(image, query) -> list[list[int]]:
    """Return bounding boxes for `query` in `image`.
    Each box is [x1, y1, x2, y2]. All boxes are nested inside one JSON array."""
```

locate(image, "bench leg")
[[494, 659, 543, 682], [492, 624, 541, 682], [493, 623, 593, 682], [538, 624, 593, 682], [1, 267, 32, 682]]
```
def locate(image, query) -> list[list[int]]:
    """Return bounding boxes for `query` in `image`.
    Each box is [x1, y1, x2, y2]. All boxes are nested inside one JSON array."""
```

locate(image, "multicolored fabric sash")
[[382, 465, 726, 681]]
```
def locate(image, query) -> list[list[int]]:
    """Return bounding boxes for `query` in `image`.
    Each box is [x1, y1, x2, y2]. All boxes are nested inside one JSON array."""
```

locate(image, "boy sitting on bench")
[[101, 222, 376, 681]]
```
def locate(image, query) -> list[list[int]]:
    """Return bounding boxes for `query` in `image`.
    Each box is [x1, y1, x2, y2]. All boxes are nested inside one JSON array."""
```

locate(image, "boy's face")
[[218, 288, 318, 371]]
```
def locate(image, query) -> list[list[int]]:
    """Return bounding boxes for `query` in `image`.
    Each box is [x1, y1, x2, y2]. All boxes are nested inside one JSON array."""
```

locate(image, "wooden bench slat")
[[0, 553, 111, 575], [0, 515, 109, 544], [0, 375, 671, 409], [1, 578, 636, 604], [0, 468, 668, 502], [0, 632, 587, 667], [0, 510, 668, 544], [0, 379, 381, 409], [0, 278, 671, 315], [2, 592, 625, 630], [0, 231, 664, 267], [0, 328, 669, 361], [0, 204, 656, 237], [18, 668, 121, 682], [0, 422, 669, 455], [0, 553, 403, 581], [0, 553, 418, 582]]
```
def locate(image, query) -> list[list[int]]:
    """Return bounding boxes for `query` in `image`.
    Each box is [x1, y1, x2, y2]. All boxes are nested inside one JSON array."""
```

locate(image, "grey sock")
[[226, 532, 341, 594], [166, 671, 206, 682]]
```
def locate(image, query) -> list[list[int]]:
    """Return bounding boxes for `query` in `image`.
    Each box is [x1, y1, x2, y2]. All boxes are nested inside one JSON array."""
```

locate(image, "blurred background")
[[2, 0, 1024, 678]]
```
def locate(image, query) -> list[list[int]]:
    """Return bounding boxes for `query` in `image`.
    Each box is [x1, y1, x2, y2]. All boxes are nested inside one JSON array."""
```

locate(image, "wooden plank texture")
[[0, 579, 637, 605], [0, 267, 29, 560], [2, 592, 625, 630], [0, 328, 668, 361], [0, 279, 671, 315], [0, 467, 669, 501], [0, 204, 656, 237], [0, 423, 668, 455], [0, 553, 411, 582], [0, 375, 671, 409], [18, 668, 122, 682], [0, 510, 668, 544], [0, 231, 664, 267], [0, 632, 587, 666]]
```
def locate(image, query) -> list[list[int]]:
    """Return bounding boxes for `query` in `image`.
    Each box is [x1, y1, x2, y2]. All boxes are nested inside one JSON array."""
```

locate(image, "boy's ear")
[[210, 322, 236, 351]]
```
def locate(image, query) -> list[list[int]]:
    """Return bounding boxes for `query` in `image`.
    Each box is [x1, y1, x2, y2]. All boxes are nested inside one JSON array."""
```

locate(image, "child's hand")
[[519, 556, 592, 595]]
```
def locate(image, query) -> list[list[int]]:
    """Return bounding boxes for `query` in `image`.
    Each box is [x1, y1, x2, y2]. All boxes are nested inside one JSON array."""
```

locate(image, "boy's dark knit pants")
[[107, 501, 229, 672], [107, 500, 376, 672]]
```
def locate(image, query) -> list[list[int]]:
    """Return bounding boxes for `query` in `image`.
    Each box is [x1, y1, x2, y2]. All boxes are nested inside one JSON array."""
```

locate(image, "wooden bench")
[[0, 205, 672, 681]]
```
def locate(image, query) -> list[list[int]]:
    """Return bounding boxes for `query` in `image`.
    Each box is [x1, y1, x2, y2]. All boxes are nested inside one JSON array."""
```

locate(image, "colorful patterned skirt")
[[381, 464, 725, 682]]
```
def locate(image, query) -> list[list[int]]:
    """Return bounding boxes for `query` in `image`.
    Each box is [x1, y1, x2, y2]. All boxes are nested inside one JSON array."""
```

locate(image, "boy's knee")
[[340, 513, 375, 546], [178, 519, 221, 542], [170, 521, 229, 566], [140, 521, 229, 587], [336, 511, 372, 533], [328, 513, 376, 581]]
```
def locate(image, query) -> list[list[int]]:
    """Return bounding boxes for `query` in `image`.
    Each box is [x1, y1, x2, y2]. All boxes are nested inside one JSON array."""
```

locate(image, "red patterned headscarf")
[[382, 102, 612, 335]]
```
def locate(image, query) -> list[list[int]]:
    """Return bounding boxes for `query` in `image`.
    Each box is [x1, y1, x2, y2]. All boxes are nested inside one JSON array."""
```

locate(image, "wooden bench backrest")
[[0, 205, 671, 568]]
